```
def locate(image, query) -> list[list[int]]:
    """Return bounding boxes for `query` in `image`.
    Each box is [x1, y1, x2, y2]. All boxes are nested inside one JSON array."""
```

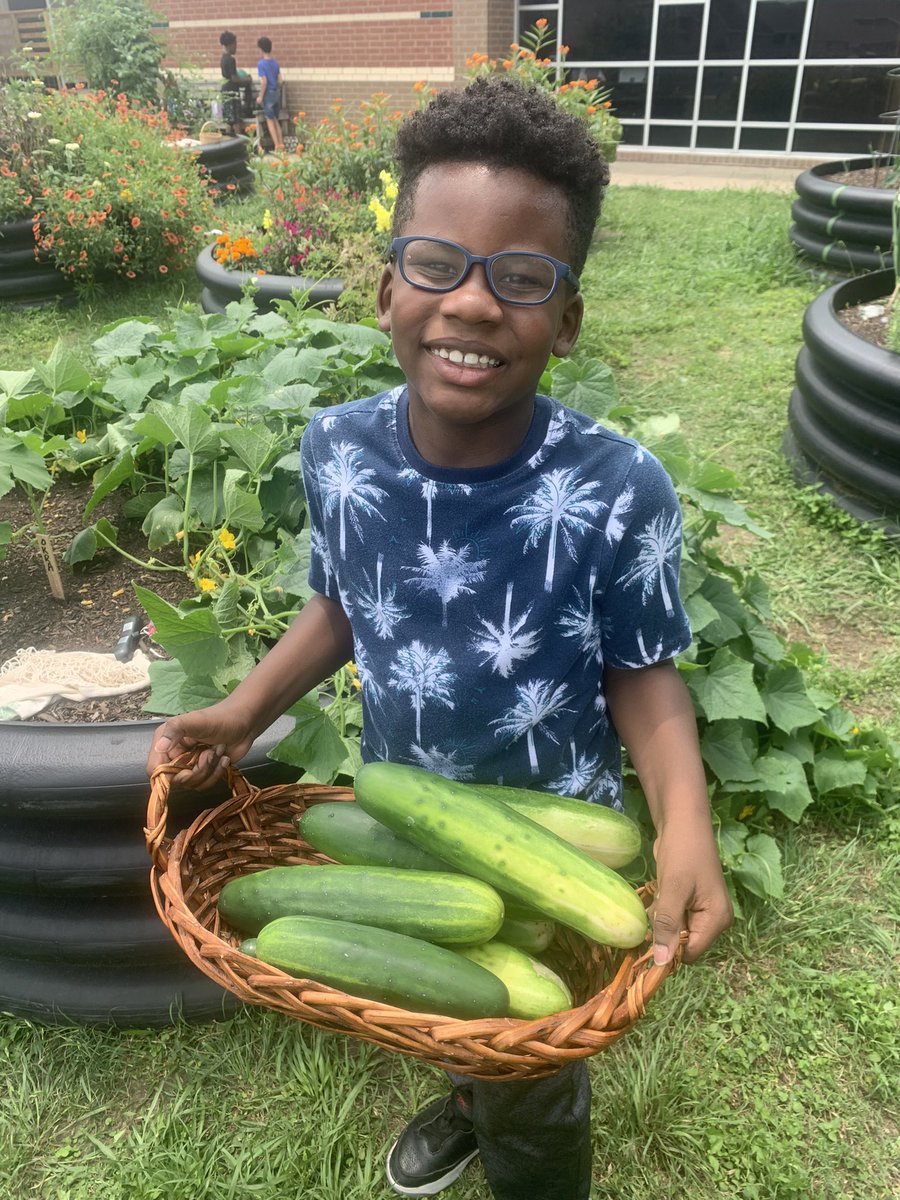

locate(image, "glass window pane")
[[700, 66, 742, 119], [706, 0, 751, 59], [751, 1, 806, 59], [807, 0, 900, 59], [739, 126, 788, 151], [696, 124, 737, 148], [792, 128, 888, 155], [798, 64, 898, 126], [651, 67, 698, 119], [562, 0, 654, 61], [649, 125, 692, 147], [656, 5, 703, 61], [591, 66, 648, 120], [744, 66, 797, 121]]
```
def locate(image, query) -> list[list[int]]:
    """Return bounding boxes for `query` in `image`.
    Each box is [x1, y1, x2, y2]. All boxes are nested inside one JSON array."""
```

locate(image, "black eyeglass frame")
[[389, 235, 580, 306]]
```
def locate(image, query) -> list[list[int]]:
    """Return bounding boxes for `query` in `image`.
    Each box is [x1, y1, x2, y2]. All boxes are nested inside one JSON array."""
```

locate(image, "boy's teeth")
[[434, 347, 499, 368]]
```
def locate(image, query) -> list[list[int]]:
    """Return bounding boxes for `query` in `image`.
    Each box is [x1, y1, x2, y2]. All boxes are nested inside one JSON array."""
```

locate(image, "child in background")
[[255, 36, 284, 154], [147, 76, 732, 1199], [218, 31, 252, 137]]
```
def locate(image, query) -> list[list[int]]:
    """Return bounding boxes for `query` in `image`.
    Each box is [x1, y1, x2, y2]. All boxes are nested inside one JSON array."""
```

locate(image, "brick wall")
[[158, 0, 517, 121]]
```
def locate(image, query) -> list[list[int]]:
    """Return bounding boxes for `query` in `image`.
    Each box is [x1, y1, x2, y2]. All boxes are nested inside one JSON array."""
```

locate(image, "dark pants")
[[449, 1062, 592, 1200]]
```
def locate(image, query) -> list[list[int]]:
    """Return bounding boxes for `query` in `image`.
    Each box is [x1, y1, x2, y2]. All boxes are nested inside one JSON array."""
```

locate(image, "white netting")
[[0, 647, 152, 720]]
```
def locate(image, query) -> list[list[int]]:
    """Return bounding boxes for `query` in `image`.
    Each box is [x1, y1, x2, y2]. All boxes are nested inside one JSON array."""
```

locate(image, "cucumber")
[[455, 941, 572, 1020], [479, 784, 641, 868], [354, 762, 649, 949], [498, 912, 556, 954], [217, 864, 504, 943], [238, 937, 258, 958], [298, 802, 449, 871], [255, 915, 510, 1018]]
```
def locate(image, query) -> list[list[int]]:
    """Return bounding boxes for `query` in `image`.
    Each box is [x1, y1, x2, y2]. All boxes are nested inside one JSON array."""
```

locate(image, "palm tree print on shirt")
[[470, 582, 540, 678], [406, 541, 488, 628], [507, 467, 607, 593], [616, 512, 682, 616], [557, 566, 603, 660], [320, 440, 388, 557], [410, 744, 476, 779], [389, 640, 456, 746], [549, 739, 604, 797], [399, 470, 473, 545], [357, 553, 409, 639], [491, 678, 574, 775]]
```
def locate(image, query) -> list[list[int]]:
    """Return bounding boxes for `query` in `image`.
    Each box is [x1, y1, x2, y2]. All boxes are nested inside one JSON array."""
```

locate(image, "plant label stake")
[[35, 533, 65, 601]]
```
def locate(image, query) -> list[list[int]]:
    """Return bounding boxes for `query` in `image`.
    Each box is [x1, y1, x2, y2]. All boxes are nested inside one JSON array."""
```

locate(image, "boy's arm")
[[604, 660, 733, 966], [146, 593, 353, 787]]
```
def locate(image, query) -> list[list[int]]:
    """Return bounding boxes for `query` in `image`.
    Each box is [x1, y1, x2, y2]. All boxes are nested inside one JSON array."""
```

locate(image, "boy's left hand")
[[650, 820, 733, 967]]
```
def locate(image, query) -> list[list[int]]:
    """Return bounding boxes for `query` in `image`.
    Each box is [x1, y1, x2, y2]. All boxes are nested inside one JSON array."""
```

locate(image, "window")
[[751, 1, 806, 59], [651, 66, 698, 118], [806, 0, 900, 59], [699, 66, 742, 119], [562, 0, 654, 61], [656, 4, 704, 61], [744, 66, 797, 121], [705, 0, 751, 59]]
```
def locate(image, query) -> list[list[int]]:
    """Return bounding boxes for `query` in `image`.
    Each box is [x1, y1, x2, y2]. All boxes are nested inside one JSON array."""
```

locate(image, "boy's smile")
[[376, 163, 584, 469]]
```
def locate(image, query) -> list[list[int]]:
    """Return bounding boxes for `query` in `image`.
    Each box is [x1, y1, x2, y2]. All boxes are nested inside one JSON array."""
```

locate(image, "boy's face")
[[376, 163, 584, 468]]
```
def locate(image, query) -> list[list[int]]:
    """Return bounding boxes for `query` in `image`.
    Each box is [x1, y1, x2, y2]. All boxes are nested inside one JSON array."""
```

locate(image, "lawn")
[[0, 183, 897, 1200]]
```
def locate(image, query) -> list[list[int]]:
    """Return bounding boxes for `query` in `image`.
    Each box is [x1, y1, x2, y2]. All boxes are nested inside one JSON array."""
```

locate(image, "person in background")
[[219, 30, 252, 137], [256, 36, 285, 155]]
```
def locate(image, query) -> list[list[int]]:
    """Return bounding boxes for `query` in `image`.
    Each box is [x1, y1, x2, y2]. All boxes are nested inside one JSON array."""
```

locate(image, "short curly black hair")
[[391, 76, 609, 274]]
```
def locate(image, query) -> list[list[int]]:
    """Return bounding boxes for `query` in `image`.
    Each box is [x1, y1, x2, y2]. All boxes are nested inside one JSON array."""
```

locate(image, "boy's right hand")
[[146, 701, 256, 789]]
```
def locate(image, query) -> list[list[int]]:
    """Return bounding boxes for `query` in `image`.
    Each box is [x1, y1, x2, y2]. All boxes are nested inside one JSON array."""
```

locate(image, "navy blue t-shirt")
[[301, 386, 692, 808]]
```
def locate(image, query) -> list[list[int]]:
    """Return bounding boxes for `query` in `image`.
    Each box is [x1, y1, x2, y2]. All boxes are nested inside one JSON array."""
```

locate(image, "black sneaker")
[[386, 1087, 479, 1196]]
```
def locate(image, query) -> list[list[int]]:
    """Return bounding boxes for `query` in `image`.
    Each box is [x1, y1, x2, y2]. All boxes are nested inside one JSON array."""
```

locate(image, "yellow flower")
[[346, 661, 358, 675], [218, 527, 237, 551], [198, 578, 217, 592], [189, 550, 202, 567], [119, 188, 132, 202], [175, 530, 185, 541], [75, 429, 87, 444], [368, 196, 392, 233], [262, 208, 272, 231], [737, 804, 755, 821]]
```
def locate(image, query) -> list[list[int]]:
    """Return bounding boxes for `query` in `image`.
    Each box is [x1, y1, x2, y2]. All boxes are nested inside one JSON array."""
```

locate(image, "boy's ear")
[[375, 262, 394, 333], [551, 291, 584, 360]]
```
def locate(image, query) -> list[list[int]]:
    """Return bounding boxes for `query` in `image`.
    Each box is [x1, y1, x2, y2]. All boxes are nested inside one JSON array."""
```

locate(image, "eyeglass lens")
[[400, 240, 559, 303]]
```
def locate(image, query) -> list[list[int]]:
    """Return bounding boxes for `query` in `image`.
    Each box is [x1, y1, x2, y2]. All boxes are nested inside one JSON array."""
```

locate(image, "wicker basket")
[[146, 759, 683, 1081], [198, 120, 224, 145]]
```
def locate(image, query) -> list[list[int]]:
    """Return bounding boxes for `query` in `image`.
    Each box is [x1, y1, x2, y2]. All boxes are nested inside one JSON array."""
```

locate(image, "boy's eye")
[[492, 257, 555, 299], [405, 249, 461, 283]]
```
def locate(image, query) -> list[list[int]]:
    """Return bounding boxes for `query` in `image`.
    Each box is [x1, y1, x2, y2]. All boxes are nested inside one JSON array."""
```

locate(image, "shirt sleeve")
[[599, 446, 693, 669]]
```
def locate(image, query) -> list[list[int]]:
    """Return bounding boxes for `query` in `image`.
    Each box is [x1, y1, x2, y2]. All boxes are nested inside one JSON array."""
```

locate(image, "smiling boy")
[[148, 76, 732, 1199]]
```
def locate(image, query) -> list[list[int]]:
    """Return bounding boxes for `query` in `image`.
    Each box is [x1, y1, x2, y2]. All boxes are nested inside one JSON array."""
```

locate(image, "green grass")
[[1, 184, 898, 1198]]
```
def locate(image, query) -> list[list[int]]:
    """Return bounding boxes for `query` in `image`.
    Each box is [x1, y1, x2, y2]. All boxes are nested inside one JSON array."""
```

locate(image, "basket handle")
[[199, 119, 220, 134], [145, 750, 256, 871]]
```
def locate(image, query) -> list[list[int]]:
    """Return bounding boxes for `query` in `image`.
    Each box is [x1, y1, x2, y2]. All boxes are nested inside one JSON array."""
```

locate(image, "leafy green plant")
[[0, 82, 211, 291], [50, 0, 165, 104]]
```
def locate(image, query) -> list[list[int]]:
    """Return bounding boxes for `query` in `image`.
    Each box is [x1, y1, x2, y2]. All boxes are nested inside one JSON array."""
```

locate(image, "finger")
[[651, 903, 686, 967]]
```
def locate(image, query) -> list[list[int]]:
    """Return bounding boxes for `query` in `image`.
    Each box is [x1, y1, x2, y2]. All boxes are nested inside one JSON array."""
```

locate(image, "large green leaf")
[[0, 434, 54, 495], [732, 833, 784, 900], [145, 659, 224, 715], [222, 426, 281, 476], [36, 340, 92, 396], [761, 664, 823, 734], [103, 359, 167, 412], [812, 748, 868, 796], [687, 647, 767, 724], [149, 400, 220, 457], [141, 494, 185, 549], [700, 719, 760, 783], [268, 700, 349, 782], [755, 749, 813, 820], [222, 469, 265, 532], [63, 518, 118, 566], [549, 357, 619, 419], [84, 454, 134, 520], [135, 586, 227, 676], [0, 369, 39, 398], [92, 320, 160, 367]]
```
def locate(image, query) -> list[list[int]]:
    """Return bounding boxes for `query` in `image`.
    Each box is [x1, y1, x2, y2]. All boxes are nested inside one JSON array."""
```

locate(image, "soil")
[[822, 166, 898, 190], [0, 475, 192, 722]]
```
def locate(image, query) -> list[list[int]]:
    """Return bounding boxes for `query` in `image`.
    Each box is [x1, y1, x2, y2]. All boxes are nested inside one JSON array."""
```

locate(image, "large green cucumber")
[[479, 784, 641, 868], [354, 762, 649, 949], [255, 915, 510, 1018], [217, 864, 504, 944], [455, 940, 572, 1020], [298, 802, 449, 871]]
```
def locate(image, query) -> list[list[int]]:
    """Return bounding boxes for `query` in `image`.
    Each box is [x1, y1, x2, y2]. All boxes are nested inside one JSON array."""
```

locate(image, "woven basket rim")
[[145, 758, 682, 1080]]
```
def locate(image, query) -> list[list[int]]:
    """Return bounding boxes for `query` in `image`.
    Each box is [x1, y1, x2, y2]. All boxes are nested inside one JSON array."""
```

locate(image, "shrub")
[[0, 81, 211, 291], [50, 0, 164, 105]]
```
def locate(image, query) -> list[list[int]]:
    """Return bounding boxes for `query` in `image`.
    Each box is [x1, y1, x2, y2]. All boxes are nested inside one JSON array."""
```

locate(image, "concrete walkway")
[[609, 155, 804, 192]]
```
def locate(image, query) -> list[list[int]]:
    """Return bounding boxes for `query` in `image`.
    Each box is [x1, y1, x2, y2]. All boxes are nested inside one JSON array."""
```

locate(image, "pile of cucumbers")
[[217, 762, 647, 1021]]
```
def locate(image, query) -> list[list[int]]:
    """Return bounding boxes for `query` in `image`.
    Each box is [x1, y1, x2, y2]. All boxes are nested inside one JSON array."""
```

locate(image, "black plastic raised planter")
[[0, 217, 72, 307], [192, 135, 255, 202], [195, 243, 344, 315], [790, 158, 897, 275], [0, 714, 296, 1026], [785, 267, 900, 526]]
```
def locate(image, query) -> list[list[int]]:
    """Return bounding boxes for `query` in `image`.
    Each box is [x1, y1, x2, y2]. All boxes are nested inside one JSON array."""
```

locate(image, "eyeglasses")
[[390, 236, 580, 306]]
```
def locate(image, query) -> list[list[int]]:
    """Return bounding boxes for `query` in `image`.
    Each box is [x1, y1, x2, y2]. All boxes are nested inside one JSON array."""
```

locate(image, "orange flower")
[[131, 216, 141, 228], [536, 17, 548, 27], [159, 264, 168, 273], [413, 80, 425, 91]]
